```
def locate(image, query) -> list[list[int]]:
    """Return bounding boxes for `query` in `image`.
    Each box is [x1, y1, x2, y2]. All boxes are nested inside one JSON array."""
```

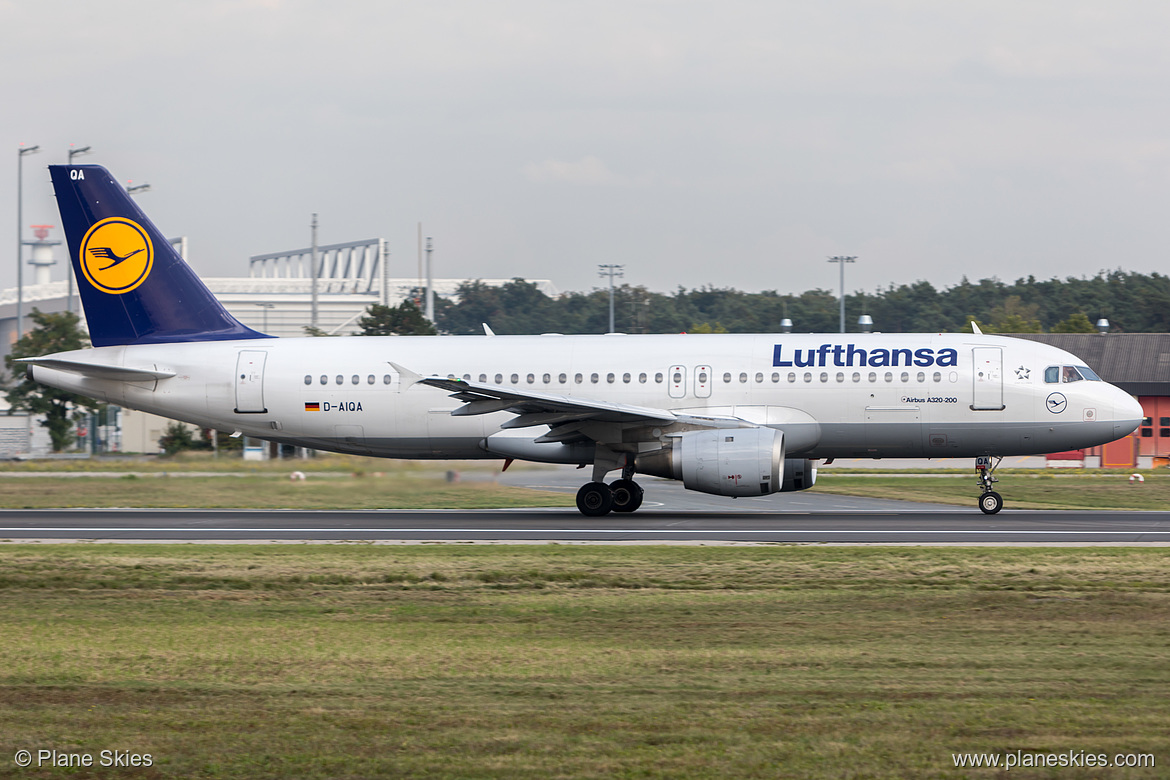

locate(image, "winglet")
[[970, 321, 984, 335], [388, 361, 424, 389], [482, 323, 495, 337]]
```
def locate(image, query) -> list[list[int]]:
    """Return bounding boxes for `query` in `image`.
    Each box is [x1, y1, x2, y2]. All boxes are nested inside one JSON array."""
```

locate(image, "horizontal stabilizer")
[[17, 357, 176, 381]]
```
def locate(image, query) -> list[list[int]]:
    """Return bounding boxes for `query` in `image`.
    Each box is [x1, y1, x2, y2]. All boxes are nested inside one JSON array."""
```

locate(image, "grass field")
[[0, 473, 573, 510], [0, 545, 1167, 778], [815, 472, 1170, 511]]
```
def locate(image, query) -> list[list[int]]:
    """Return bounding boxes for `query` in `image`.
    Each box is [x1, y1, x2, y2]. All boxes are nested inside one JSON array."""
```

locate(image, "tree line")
[[361, 270, 1170, 336]]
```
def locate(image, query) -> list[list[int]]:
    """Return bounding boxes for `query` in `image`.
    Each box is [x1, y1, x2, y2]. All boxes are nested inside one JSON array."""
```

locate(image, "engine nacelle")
[[780, 457, 817, 492], [638, 427, 784, 497]]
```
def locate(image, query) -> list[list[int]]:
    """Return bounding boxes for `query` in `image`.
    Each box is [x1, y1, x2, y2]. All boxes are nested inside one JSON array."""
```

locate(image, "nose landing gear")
[[975, 456, 1003, 514]]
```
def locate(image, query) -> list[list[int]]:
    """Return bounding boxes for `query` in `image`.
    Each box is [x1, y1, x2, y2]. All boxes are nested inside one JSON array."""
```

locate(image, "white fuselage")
[[31, 332, 1142, 462]]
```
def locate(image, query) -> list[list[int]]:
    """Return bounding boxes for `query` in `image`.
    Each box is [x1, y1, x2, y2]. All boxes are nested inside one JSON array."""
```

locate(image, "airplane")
[[21, 165, 1143, 516]]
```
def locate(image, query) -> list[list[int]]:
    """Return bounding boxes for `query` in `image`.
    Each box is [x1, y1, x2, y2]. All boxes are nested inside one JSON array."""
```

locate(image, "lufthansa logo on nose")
[[1046, 392, 1068, 414], [79, 217, 154, 295]]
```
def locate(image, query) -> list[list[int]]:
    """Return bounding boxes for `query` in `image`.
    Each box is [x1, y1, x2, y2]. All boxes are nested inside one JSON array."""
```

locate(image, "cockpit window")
[[1046, 365, 1103, 384]]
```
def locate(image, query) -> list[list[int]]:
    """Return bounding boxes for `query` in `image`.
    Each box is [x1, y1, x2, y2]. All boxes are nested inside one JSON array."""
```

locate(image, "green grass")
[[0, 546, 1167, 778], [0, 474, 572, 509], [816, 472, 1170, 510]]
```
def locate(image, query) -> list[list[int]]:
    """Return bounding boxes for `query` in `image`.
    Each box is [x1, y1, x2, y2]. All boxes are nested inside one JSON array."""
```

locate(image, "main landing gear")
[[975, 455, 1003, 514], [575, 459, 644, 517]]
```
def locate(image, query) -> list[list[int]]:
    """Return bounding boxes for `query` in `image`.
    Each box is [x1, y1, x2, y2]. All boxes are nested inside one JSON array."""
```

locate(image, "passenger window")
[[803, 372, 812, 383], [672, 371, 682, 384], [495, 373, 503, 384], [591, 373, 599, 383], [819, 372, 828, 383], [542, 373, 551, 384], [510, 373, 519, 384], [304, 375, 312, 385], [739, 373, 748, 383], [527, 373, 535, 384], [698, 371, 708, 383], [884, 372, 893, 382], [836, 372, 844, 383], [335, 375, 343, 385], [933, 371, 941, 382], [638, 373, 647, 384], [607, 373, 616, 384], [559, 373, 567, 384], [383, 374, 391, 384], [868, 372, 877, 382], [462, 374, 470, 381], [575, 373, 583, 384], [320, 375, 328, 385], [479, 374, 487, 383], [368, 375, 376, 384], [755, 372, 763, 383], [787, 372, 796, 383], [352, 375, 360, 385], [622, 373, 631, 383], [1044, 366, 1059, 383], [723, 373, 732, 383], [771, 372, 780, 383], [852, 372, 860, 383], [654, 373, 663, 383], [900, 372, 909, 382], [917, 371, 925, 383]]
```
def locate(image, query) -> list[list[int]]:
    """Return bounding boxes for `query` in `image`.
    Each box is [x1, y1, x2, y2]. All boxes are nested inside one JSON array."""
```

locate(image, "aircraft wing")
[[414, 373, 678, 428]]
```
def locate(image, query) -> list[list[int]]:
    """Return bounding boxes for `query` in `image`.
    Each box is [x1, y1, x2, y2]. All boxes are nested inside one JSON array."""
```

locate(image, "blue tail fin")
[[50, 164, 271, 347]]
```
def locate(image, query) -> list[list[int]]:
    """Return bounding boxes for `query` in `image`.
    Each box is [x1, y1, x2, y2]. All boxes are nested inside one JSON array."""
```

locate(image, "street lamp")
[[255, 303, 275, 332], [16, 144, 41, 340], [598, 264, 624, 333], [65, 146, 92, 315], [827, 256, 856, 334]]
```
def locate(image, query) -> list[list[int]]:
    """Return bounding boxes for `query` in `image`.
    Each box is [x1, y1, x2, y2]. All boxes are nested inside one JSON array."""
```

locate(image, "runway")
[[3, 506, 1170, 543]]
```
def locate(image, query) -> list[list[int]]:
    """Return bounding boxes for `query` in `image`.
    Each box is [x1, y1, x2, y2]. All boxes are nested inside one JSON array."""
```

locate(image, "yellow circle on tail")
[[79, 217, 154, 294]]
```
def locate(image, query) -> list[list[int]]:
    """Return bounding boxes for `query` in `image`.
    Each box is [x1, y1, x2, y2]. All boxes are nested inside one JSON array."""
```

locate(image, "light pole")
[[255, 302, 275, 332], [65, 146, 92, 315], [16, 144, 41, 340], [598, 264, 624, 333], [827, 256, 856, 334]]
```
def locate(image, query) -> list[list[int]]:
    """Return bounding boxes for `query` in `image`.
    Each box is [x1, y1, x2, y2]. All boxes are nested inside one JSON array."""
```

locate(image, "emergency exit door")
[[971, 347, 1004, 411], [235, 350, 268, 413]]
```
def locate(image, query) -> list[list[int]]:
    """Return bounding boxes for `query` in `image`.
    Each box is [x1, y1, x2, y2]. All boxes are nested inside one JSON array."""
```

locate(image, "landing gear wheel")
[[576, 482, 614, 517], [979, 491, 1003, 515], [609, 479, 644, 513]]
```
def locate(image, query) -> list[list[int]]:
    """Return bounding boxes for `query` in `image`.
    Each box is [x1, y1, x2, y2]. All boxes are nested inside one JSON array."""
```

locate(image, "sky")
[[3, 0, 1170, 298]]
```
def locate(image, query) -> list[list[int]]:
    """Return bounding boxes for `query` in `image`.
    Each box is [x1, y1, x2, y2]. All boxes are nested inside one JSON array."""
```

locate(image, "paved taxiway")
[[2, 467, 1166, 544], [2, 506, 1169, 543]]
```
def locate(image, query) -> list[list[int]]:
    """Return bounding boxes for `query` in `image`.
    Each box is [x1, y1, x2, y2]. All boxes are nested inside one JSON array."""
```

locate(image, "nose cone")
[[1111, 388, 1144, 437]]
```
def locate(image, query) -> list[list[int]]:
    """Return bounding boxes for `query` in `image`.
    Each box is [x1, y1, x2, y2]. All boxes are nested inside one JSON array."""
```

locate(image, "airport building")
[[0, 232, 556, 457]]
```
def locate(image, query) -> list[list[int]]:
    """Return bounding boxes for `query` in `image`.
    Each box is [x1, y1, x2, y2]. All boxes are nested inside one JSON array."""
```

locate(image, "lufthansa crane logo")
[[79, 217, 154, 294]]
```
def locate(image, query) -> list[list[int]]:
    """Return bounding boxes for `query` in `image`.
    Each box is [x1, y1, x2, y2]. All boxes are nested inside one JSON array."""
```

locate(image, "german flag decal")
[[304, 402, 320, 412]]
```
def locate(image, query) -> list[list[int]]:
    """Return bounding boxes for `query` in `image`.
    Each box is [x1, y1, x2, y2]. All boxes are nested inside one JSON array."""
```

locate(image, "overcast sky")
[[4, 0, 1170, 299]]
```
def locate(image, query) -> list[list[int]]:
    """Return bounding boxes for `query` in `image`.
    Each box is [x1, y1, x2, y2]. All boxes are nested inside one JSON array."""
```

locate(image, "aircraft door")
[[971, 347, 1005, 411], [694, 365, 712, 398], [234, 350, 267, 414], [668, 365, 686, 399]]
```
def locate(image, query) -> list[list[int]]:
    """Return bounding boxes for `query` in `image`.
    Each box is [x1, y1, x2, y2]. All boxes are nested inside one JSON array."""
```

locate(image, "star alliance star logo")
[[1015, 366, 1031, 380]]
